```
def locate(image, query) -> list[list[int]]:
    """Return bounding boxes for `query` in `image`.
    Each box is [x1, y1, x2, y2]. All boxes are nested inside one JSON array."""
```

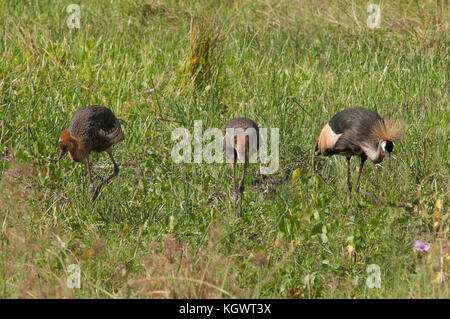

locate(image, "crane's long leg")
[[355, 157, 379, 206], [92, 148, 120, 202], [354, 157, 366, 193], [232, 161, 237, 206], [237, 161, 247, 217], [346, 156, 352, 203], [86, 155, 95, 198]]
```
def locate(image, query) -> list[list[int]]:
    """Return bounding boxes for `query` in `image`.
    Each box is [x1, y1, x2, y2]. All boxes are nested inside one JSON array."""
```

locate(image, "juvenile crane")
[[223, 117, 260, 216], [315, 107, 402, 203], [59, 105, 124, 202]]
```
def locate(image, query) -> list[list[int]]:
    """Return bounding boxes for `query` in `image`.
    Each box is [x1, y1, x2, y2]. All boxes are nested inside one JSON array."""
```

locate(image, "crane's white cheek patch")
[[380, 141, 387, 155], [319, 123, 342, 153]]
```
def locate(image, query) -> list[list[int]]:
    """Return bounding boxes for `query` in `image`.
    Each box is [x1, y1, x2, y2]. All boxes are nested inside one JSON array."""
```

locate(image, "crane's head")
[[59, 130, 72, 160], [380, 140, 394, 163], [371, 119, 403, 164]]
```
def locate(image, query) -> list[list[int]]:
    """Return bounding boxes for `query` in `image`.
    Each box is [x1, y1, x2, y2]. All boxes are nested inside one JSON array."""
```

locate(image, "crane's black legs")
[[346, 156, 378, 206], [346, 157, 352, 203], [354, 157, 379, 206], [354, 157, 365, 192], [230, 149, 247, 217], [86, 155, 95, 198], [91, 148, 120, 202], [237, 161, 248, 217], [232, 162, 237, 206]]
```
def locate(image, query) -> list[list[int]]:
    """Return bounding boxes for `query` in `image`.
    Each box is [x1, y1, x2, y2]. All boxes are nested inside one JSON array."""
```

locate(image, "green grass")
[[0, 0, 448, 298]]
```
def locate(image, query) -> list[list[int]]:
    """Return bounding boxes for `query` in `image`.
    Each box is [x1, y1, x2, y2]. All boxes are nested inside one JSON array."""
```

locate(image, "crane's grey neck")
[[360, 141, 384, 163]]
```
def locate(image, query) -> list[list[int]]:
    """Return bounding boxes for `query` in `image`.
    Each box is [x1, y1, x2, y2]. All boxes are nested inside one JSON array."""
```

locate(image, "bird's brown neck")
[[68, 136, 87, 162]]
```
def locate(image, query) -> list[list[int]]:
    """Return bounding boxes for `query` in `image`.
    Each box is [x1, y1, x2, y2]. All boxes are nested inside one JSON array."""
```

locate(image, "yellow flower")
[[347, 245, 356, 261], [434, 212, 440, 221], [435, 198, 442, 211], [122, 224, 128, 237], [434, 272, 443, 284], [347, 244, 355, 255], [292, 168, 301, 184], [273, 238, 285, 248]]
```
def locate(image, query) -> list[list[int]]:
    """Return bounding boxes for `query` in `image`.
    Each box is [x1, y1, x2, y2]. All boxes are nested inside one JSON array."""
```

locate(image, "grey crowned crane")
[[315, 107, 402, 203], [223, 117, 260, 216], [59, 105, 124, 202]]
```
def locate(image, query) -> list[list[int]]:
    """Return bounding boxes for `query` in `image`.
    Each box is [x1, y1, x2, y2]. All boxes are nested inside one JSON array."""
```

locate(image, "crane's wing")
[[70, 105, 124, 148], [316, 107, 381, 156]]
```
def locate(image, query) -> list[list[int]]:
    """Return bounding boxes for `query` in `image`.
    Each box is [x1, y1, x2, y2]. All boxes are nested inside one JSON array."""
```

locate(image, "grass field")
[[0, 0, 448, 298]]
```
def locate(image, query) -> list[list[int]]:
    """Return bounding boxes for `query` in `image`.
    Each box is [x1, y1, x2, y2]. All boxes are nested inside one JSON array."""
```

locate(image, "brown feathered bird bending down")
[[223, 117, 260, 216], [315, 107, 402, 203], [59, 105, 124, 202]]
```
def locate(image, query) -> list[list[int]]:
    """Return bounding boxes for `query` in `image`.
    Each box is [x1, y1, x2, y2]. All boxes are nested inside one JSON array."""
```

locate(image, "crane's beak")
[[58, 148, 68, 161], [385, 151, 390, 165]]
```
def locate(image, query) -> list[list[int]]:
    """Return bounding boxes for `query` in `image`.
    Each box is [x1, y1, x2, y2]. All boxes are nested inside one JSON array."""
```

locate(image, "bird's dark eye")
[[385, 141, 394, 153]]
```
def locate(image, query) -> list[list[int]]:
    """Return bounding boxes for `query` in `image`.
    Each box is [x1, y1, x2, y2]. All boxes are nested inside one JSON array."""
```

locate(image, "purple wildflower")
[[144, 88, 155, 97], [414, 240, 431, 252], [5, 171, 19, 178]]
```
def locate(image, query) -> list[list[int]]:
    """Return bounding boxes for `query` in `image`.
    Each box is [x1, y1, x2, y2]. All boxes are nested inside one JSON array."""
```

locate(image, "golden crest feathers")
[[370, 119, 403, 142]]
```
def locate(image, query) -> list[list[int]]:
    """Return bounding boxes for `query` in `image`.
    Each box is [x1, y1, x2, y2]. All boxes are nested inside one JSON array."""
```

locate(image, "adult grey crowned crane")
[[315, 107, 402, 203], [223, 117, 260, 216], [59, 105, 124, 202]]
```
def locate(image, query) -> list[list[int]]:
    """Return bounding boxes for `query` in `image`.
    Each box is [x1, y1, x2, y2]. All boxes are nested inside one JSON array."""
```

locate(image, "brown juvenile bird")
[[59, 105, 124, 202], [315, 107, 402, 203], [223, 117, 260, 216]]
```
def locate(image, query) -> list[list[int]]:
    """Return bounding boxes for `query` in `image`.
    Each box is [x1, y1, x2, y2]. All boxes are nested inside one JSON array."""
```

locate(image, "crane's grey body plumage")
[[223, 117, 260, 216], [223, 117, 260, 163], [315, 107, 397, 205], [316, 107, 382, 160], [69, 105, 124, 153], [61, 105, 124, 202]]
